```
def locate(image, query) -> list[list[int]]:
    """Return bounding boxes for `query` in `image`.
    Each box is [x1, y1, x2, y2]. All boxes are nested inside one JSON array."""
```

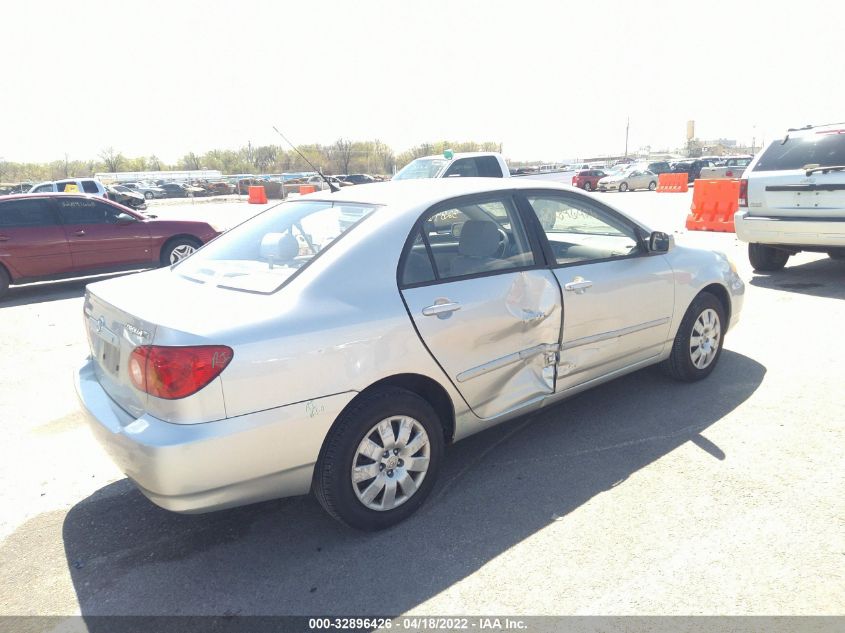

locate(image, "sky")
[[2, 0, 845, 165]]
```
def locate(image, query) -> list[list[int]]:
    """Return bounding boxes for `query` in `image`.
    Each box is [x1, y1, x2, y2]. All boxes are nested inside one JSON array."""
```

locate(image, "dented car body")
[[76, 178, 744, 529]]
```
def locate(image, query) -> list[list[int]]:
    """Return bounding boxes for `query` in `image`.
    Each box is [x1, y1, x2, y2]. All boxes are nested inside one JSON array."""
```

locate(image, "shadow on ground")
[[56, 350, 764, 620], [0, 272, 134, 308], [749, 257, 845, 300]]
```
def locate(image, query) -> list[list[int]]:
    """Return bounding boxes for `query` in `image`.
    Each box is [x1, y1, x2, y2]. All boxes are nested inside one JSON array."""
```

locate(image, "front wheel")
[[661, 291, 726, 382], [161, 237, 201, 265], [144, 191, 154, 200], [749, 243, 789, 271], [648, 181, 657, 191], [583, 181, 592, 191], [313, 388, 444, 530], [619, 182, 629, 192]]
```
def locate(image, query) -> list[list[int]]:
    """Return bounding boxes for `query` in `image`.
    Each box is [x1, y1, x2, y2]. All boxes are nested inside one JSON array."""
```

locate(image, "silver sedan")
[[598, 168, 659, 192], [75, 178, 744, 530]]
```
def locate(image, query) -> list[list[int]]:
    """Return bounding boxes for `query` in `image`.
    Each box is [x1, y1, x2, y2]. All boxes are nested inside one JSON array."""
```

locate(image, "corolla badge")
[[124, 323, 150, 339]]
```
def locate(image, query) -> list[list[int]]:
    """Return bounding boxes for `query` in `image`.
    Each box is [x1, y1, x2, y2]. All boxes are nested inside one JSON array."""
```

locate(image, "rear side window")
[[754, 133, 845, 171], [0, 199, 56, 227], [56, 181, 80, 193], [81, 180, 100, 193], [443, 157, 503, 178]]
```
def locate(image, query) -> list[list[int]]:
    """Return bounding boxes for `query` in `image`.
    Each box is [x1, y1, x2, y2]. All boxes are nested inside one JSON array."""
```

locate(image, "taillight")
[[129, 345, 233, 399], [739, 178, 748, 207]]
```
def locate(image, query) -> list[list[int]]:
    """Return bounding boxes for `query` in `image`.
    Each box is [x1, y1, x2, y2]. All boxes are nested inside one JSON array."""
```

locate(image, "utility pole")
[[624, 116, 630, 159]]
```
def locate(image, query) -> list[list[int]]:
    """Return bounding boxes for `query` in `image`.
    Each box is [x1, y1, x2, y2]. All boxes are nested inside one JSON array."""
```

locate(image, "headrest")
[[259, 232, 299, 262], [458, 220, 500, 257]]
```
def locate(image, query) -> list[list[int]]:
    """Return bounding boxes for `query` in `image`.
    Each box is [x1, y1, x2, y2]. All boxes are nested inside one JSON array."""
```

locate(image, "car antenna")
[[272, 126, 339, 193]]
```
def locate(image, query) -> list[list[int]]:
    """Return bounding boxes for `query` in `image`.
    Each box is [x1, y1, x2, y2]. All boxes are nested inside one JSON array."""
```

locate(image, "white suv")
[[28, 178, 107, 198], [735, 123, 845, 271]]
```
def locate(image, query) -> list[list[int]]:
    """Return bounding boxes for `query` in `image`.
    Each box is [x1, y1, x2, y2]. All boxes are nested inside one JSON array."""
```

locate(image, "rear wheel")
[[313, 387, 444, 531], [748, 243, 789, 271], [0, 266, 9, 300], [144, 191, 154, 200], [619, 182, 629, 192], [161, 237, 201, 265], [583, 181, 592, 191], [661, 291, 726, 382], [648, 181, 657, 191]]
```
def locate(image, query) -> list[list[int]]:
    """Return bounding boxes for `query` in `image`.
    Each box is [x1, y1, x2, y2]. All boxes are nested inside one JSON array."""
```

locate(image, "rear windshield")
[[175, 199, 377, 293], [754, 133, 845, 171]]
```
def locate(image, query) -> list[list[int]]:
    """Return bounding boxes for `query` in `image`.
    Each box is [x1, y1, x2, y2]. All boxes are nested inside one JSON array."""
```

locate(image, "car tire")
[[619, 182, 629, 192], [144, 191, 154, 200], [661, 291, 726, 382], [748, 243, 790, 272], [648, 181, 657, 191], [0, 266, 9, 299], [313, 387, 444, 531], [160, 236, 201, 266], [583, 182, 592, 191]]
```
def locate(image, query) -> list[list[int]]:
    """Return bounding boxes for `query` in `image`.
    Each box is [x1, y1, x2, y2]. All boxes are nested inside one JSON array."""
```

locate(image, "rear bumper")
[[735, 211, 845, 247], [75, 358, 356, 513]]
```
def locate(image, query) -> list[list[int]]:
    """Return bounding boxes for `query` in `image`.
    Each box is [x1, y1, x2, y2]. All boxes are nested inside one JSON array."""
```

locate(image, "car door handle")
[[72, 229, 86, 237], [564, 279, 593, 293], [422, 301, 462, 317]]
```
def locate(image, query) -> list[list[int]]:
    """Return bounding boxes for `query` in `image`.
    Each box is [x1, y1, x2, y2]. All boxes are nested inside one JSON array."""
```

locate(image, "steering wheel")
[[496, 227, 510, 257]]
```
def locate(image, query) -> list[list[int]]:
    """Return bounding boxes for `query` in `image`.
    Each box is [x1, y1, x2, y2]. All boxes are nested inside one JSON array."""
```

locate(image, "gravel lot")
[[0, 188, 842, 621]]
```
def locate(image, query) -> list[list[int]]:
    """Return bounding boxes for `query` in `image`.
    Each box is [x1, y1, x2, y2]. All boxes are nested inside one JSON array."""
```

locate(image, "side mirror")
[[649, 231, 671, 252], [115, 213, 137, 224]]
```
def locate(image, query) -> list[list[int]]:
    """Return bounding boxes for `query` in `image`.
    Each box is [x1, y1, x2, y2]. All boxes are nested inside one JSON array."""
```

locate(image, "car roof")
[[305, 177, 584, 211], [0, 192, 113, 203]]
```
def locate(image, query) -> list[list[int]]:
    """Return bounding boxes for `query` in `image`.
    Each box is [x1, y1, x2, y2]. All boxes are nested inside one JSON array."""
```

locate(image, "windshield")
[[754, 133, 845, 171], [175, 199, 378, 293], [393, 158, 448, 180]]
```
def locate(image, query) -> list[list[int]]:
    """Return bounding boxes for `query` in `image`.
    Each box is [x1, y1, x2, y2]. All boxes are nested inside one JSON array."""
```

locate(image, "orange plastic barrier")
[[656, 173, 689, 192], [299, 184, 317, 195], [247, 185, 267, 204], [685, 179, 739, 232]]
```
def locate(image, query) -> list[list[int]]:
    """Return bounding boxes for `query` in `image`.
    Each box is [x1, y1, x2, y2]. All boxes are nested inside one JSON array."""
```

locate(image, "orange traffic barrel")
[[247, 185, 267, 204], [299, 185, 317, 195]]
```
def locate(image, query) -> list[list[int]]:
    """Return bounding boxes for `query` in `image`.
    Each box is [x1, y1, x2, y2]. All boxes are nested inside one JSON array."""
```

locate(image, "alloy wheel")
[[351, 416, 431, 511], [689, 308, 721, 369]]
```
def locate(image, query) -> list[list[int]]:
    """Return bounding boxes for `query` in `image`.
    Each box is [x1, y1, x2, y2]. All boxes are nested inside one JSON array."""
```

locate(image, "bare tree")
[[99, 147, 125, 173], [334, 138, 353, 174], [148, 155, 162, 171]]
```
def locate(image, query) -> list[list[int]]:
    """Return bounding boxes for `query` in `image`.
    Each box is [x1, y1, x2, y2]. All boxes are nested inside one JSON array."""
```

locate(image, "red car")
[[0, 194, 220, 299], [571, 169, 608, 192]]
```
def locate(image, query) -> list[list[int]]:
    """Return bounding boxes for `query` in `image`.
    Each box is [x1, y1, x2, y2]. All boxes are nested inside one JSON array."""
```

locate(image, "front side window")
[[0, 199, 56, 227], [525, 195, 640, 265], [56, 198, 113, 224], [176, 200, 377, 293], [32, 184, 54, 193], [400, 195, 534, 285]]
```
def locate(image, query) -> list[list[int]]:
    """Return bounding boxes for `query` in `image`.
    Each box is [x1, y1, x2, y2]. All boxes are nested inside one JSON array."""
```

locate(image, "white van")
[[735, 122, 845, 270]]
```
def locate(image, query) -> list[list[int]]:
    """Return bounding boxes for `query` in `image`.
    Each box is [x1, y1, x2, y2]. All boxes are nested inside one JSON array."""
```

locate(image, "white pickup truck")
[[393, 151, 574, 182], [699, 156, 753, 180]]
